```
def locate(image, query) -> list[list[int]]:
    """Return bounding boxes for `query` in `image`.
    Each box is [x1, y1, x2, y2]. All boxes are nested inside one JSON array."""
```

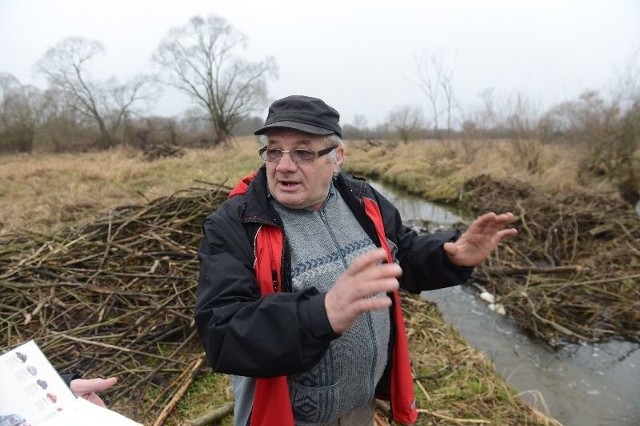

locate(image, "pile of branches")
[[460, 174, 640, 347], [143, 142, 186, 161], [0, 184, 230, 422]]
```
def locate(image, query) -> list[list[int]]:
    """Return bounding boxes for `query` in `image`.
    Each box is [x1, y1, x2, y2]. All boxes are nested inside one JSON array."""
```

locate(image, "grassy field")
[[0, 139, 263, 235], [343, 138, 622, 202], [3, 136, 633, 425], [1, 136, 626, 236]]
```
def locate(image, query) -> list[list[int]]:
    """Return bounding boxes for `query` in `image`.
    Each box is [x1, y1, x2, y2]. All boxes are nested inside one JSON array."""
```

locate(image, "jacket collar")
[[230, 166, 370, 223]]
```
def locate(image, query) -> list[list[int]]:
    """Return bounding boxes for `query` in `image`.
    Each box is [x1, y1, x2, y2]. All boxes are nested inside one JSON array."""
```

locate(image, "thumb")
[[443, 242, 458, 257]]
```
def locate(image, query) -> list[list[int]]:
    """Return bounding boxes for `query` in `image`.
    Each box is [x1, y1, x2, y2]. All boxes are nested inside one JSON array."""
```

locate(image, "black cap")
[[254, 95, 342, 138]]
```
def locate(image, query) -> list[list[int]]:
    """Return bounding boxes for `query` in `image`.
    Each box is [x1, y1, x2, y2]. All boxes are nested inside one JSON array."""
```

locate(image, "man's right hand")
[[325, 248, 401, 334]]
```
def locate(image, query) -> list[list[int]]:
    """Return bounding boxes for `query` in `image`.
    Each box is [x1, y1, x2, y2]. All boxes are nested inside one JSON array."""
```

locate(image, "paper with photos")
[[1, 340, 77, 425], [1, 340, 141, 426]]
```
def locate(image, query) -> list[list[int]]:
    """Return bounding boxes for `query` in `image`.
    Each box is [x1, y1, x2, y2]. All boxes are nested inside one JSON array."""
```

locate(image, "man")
[[194, 95, 517, 426]]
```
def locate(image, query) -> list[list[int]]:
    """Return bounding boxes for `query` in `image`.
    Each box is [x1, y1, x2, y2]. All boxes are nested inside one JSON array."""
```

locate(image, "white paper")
[[40, 398, 142, 426], [0, 340, 141, 426]]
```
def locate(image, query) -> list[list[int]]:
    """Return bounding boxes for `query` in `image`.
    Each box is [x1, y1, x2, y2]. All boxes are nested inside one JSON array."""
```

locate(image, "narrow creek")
[[368, 181, 640, 426]]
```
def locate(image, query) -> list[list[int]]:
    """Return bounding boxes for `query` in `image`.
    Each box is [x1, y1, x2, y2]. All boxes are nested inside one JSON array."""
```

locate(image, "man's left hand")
[[443, 212, 517, 267]]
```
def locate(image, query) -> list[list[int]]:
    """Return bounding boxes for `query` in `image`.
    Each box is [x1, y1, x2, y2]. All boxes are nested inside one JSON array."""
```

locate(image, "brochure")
[[0, 340, 141, 426]]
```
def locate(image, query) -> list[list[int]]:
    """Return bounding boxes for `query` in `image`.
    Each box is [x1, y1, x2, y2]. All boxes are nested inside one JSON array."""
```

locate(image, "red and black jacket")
[[195, 166, 472, 424]]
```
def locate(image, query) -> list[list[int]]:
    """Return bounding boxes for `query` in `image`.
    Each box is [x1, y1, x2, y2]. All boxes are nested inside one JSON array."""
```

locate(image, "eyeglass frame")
[[258, 145, 338, 164]]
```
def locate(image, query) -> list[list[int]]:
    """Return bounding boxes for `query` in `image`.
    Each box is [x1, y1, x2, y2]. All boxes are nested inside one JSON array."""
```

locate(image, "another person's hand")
[[444, 212, 518, 267], [325, 248, 401, 334], [70, 377, 117, 408]]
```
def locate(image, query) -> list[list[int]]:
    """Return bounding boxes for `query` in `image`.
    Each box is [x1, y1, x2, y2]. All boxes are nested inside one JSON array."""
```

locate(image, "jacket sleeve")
[[194, 206, 338, 378], [374, 189, 473, 293], [59, 373, 80, 387]]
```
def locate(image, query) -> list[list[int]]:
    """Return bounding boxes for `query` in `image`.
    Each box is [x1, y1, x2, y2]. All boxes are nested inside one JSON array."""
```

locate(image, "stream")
[[368, 181, 640, 426]]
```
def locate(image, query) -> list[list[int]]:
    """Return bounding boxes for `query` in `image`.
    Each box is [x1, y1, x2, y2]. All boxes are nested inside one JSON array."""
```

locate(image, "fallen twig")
[[185, 402, 234, 426], [152, 356, 205, 426]]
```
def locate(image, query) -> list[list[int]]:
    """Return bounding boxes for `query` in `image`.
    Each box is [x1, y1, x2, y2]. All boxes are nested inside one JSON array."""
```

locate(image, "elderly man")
[[194, 95, 517, 426]]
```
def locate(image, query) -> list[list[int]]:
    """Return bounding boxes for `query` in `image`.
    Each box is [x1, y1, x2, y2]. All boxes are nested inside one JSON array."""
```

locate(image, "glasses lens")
[[260, 146, 334, 163], [263, 148, 282, 162], [291, 149, 316, 163]]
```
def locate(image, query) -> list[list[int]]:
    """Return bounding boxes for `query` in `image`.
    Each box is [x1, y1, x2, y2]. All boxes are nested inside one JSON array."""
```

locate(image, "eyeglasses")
[[259, 145, 338, 164]]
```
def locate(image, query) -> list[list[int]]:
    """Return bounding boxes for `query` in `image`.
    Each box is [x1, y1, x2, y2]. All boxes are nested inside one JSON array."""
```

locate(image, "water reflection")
[[369, 179, 640, 426], [368, 181, 464, 225]]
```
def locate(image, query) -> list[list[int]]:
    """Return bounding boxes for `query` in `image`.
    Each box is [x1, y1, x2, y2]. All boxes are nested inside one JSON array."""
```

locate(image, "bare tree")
[[36, 37, 157, 150], [477, 87, 499, 135], [37, 90, 88, 152], [0, 73, 48, 153], [611, 46, 640, 112], [386, 105, 426, 143], [0, 73, 21, 100], [415, 52, 458, 139], [152, 15, 278, 145], [342, 114, 369, 139], [503, 92, 544, 173]]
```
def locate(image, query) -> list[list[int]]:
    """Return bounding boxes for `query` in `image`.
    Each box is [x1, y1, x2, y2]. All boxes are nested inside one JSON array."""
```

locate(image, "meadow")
[[1, 136, 627, 235]]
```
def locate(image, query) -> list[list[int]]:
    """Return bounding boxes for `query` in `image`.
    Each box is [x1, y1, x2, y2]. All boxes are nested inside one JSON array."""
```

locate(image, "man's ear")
[[336, 145, 345, 168]]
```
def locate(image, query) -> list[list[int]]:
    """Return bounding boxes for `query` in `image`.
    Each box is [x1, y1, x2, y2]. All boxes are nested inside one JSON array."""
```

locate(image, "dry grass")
[[1, 137, 626, 237], [343, 139, 620, 201], [0, 138, 262, 235]]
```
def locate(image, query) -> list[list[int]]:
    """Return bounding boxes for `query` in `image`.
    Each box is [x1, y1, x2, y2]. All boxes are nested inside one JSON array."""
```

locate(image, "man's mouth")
[[278, 180, 300, 191]]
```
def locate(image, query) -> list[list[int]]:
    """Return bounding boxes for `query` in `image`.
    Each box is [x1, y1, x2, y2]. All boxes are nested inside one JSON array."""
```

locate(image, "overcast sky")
[[1, 0, 639, 125]]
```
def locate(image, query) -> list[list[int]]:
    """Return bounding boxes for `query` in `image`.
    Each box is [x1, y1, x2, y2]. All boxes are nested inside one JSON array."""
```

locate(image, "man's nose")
[[275, 151, 298, 170]]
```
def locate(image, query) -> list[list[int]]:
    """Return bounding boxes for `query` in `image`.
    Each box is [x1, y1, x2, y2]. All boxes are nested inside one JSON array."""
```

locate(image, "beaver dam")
[[0, 175, 637, 425], [459, 174, 639, 348]]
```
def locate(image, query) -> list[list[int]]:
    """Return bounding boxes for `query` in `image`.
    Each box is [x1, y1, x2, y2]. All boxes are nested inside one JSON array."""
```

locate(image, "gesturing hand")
[[325, 248, 402, 334], [443, 212, 518, 267], [70, 377, 118, 408]]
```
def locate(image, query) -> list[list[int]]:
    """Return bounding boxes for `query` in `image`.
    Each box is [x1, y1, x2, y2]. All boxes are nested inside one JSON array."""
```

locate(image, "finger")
[[443, 242, 458, 257], [82, 392, 108, 408], [346, 248, 388, 276], [494, 212, 516, 226], [351, 294, 393, 313], [352, 263, 402, 298], [469, 212, 498, 229], [366, 276, 400, 294], [470, 212, 515, 235], [493, 227, 518, 242], [478, 212, 514, 225], [70, 377, 118, 394], [363, 262, 402, 281]]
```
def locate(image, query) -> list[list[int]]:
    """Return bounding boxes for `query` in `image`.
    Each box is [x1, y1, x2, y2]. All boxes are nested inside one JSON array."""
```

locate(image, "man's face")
[[263, 129, 344, 211]]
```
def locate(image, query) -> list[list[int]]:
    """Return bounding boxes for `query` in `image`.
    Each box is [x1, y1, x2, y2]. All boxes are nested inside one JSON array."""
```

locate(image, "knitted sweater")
[[273, 188, 390, 424]]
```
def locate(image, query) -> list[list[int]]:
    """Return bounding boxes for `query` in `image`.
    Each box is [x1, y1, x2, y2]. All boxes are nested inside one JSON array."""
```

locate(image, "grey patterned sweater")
[[273, 187, 390, 424]]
